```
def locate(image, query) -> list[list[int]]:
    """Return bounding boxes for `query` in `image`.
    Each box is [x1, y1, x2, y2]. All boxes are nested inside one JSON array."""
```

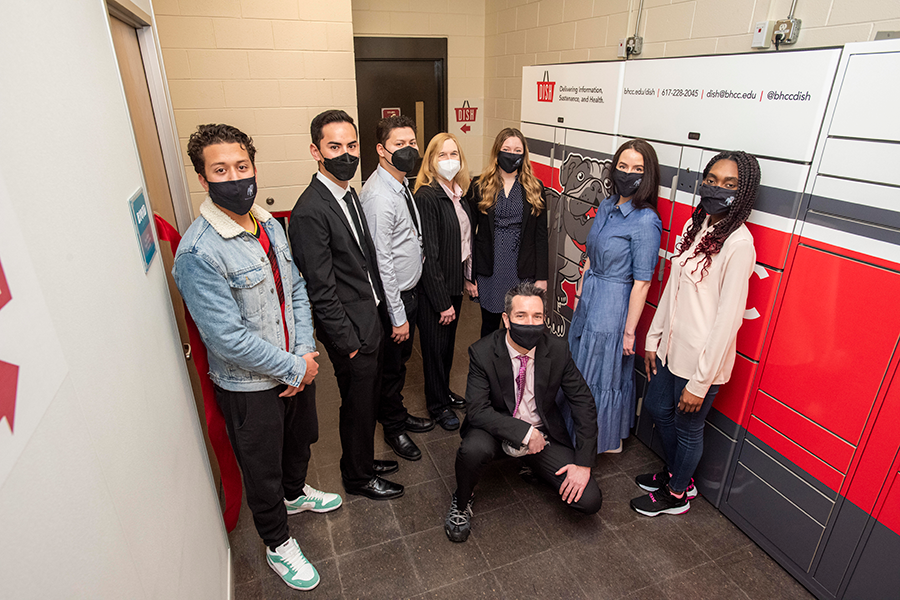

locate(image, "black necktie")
[[343, 191, 381, 299], [403, 185, 420, 232]]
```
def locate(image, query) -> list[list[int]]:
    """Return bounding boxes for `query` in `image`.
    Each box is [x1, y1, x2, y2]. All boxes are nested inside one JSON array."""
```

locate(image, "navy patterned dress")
[[567, 195, 662, 453], [476, 180, 529, 313]]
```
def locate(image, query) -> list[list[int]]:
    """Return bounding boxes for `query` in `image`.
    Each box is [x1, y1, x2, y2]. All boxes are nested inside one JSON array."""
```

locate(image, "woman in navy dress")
[[466, 128, 548, 339], [569, 139, 662, 454]]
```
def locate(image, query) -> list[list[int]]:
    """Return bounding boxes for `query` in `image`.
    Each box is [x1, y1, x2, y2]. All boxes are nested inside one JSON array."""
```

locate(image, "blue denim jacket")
[[173, 199, 316, 392]]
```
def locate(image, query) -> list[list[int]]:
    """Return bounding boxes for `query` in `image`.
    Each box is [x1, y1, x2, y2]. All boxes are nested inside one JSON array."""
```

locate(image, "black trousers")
[[418, 291, 463, 416], [379, 288, 417, 435], [215, 382, 318, 548], [480, 306, 504, 339], [319, 334, 381, 488], [454, 428, 603, 515]]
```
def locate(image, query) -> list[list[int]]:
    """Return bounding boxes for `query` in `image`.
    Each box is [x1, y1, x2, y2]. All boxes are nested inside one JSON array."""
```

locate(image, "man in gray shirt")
[[360, 115, 435, 461]]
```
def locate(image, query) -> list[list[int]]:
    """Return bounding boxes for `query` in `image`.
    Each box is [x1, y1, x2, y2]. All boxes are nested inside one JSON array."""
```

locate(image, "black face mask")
[[387, 146, 420, 174], [207, 176, 257, 215], [611, 169, 642, 197], [497, 151, 524, 174], [508, 321, 544, 351], [698, 183, 736, 215], [322, 152, 359, 181]]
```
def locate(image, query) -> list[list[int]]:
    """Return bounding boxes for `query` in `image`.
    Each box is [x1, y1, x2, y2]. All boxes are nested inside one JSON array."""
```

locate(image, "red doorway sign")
[[455, 100, 477, 122], [537, 71, 555, 103], [382, 107, 400, 119]]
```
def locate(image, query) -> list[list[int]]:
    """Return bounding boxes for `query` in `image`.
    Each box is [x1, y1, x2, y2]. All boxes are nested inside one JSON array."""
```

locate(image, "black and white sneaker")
[[444, 494, 474, 542], [630, 486, 690, 517], [635, 469, 698, 499]]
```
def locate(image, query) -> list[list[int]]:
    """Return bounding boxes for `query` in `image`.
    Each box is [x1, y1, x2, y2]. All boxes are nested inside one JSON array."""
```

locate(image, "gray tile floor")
[[230, 299, 815, 600]]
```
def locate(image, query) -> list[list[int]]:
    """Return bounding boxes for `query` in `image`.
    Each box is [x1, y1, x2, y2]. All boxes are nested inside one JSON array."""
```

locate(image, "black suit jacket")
[[462, 328, 598, 467], [289, 174, 385, 356], [465, 176, 549, 281], [414, 181, 473, 313]]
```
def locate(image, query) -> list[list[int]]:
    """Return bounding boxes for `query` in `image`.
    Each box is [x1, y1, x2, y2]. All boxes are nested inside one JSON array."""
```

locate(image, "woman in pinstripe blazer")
[[414, 133, 474, 431]]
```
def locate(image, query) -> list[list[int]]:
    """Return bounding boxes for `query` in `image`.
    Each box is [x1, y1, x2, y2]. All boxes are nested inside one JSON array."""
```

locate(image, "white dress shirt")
[[505, 335, 542, 445]]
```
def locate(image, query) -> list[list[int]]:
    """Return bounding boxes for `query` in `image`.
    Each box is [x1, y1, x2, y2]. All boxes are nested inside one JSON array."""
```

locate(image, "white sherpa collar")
[[199, 197, 273, 239]]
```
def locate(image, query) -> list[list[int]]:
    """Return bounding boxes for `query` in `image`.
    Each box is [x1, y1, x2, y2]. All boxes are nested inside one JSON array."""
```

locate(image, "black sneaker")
[[630, 486, 690, 517], [444, 494, 474, 542], [635, 469, 698, 499]]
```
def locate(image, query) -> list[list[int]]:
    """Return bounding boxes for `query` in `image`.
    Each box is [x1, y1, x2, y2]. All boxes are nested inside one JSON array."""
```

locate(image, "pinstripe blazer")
[[414, 181, 473, 313]]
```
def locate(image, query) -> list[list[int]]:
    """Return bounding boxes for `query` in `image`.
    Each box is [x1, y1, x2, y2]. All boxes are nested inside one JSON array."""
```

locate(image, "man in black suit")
[[289, 110, 403, 500], [444, 282, 602, 542]]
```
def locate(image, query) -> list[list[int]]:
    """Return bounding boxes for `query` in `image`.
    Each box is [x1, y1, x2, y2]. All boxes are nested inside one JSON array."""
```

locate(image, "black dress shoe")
[[385, 432, 422, 461], [344, 476, 404, 500], [449, 391, 465, 408], [373, 459, 399, 475], [404, 414, 435, 433], [434, 407, 460, 431]]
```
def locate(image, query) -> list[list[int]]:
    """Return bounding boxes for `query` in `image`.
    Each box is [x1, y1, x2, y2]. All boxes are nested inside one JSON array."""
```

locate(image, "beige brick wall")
[[484, 0, 900, 154], [155, 0, 357, 215], [351, 0, 488, 172]]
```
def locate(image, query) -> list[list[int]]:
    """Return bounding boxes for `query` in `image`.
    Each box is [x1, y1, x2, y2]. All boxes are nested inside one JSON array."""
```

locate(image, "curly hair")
[[674, 151, 760, 279], [187, 123, 257, 177], [478, 128, 545, 216]]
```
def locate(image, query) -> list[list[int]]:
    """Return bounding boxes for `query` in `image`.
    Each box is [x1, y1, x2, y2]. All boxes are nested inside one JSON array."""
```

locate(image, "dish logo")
[[537, 71, 555, 103]]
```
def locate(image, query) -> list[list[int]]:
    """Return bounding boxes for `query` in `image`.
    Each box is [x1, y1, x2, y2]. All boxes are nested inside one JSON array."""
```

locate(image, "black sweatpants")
[[215, 382, 318, 548]]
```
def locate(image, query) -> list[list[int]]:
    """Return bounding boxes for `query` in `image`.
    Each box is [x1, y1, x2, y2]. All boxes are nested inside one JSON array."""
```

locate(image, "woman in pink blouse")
[[630, 151, 761, 517]]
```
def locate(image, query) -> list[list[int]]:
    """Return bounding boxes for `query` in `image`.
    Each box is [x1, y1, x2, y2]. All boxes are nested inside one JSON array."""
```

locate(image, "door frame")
[[106, 0, 194, 234], [353, 36, 449, 135]]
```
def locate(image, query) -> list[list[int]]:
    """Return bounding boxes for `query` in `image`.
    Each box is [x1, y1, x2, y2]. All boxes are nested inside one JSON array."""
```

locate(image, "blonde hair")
[[478, 128, 544, 216], [414, 132, 471, 195]]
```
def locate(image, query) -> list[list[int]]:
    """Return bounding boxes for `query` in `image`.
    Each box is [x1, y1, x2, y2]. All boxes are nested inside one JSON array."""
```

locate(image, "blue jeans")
[[643, 358, 719, 493]]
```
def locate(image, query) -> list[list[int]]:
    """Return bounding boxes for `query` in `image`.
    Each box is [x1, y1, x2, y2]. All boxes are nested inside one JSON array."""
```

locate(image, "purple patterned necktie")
[[513, 354, 528, 417]]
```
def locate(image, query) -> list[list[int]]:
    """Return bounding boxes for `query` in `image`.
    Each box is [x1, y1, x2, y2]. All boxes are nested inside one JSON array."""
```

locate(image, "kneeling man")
[[445, 282, 602, 542]]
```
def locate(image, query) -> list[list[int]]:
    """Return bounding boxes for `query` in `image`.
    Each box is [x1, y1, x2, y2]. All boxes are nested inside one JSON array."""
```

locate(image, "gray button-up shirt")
[[360, 165, 423, 326]]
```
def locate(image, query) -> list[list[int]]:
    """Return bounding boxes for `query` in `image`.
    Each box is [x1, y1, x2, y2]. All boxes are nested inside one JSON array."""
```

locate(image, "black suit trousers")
[[418, 290, 462, 416], [319, 329, 381, 488], [454, 428, 602, 515], [379, 288, 417, 434], [215, 382, 318, 548]]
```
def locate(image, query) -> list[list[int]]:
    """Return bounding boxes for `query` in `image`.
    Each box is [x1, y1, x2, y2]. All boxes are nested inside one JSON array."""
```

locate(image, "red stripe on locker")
[[531, 161, 562, 192], [647, 230, 670, 306], [875, 471, 900, 536], [635, 304, 656, 360], [752, 391, 856, 474], [711, 353, 757, 427], [748, 415, 845, 493], [736, 265, 781, 361], [799, 236, 900, 274], [759, 245, 900, 445], [746, 221, 792, 270], [844, 363, 900, 514], [658, 196, 673, 231]]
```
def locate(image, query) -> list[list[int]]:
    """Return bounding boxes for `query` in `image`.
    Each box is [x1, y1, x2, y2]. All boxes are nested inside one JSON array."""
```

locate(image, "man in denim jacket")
[[173, 124, 341, 592]]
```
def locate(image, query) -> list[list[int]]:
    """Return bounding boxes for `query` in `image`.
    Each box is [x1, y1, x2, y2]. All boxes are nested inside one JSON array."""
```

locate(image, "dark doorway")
[[354, 37, 448, 183]]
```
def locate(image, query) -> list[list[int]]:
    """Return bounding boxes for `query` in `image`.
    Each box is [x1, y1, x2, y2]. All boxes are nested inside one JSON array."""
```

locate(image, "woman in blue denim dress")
[[568, 139, 662, 454]]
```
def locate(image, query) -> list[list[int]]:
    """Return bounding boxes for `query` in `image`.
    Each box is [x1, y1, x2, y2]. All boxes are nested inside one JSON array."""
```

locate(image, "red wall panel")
[[711, 353, 757, 427], [736, 265, 781, 361], [746, 221, 792, 270]]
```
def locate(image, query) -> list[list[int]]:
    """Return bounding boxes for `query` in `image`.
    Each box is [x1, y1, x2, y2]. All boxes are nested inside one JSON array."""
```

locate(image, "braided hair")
[[675, 151, 760, 279]]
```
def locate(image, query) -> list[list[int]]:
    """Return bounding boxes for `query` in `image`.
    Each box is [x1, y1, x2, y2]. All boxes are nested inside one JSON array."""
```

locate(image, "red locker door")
[[758, 245, 900, 447]]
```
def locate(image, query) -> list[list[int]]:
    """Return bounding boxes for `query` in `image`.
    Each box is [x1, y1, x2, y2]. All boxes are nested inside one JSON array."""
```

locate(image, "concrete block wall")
[[154, 0, 358, 214], [483, 0, 900, 154], [351, 0, 488, 172]]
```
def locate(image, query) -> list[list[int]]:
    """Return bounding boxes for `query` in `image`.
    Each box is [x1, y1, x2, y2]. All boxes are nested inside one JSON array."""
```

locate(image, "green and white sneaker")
[[285, 484, 343, 514], [266, 538, 320, 591]]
